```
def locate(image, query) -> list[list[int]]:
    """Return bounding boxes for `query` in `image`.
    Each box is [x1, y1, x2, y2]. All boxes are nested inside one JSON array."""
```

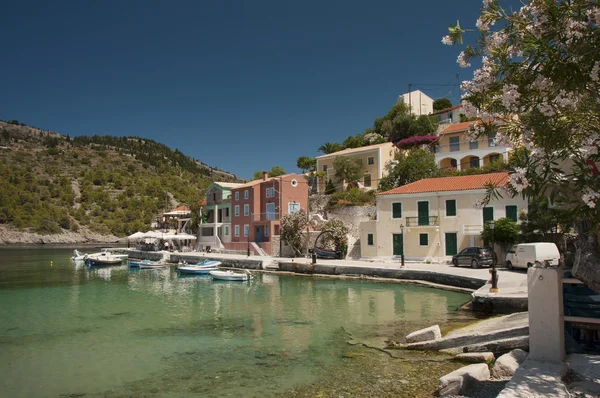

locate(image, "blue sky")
[[1, 0, 488, 180]]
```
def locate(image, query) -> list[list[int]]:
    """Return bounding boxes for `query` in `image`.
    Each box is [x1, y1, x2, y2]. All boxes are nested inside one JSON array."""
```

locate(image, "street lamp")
[[488, 220, 498, 293], [400, 223, 405, 267]]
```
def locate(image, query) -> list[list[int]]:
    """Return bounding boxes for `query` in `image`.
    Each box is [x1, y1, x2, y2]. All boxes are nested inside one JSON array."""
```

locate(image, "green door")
[[445, 233, 458, 256], [418, 201, 429, 226], [393, 233, 404, 256]]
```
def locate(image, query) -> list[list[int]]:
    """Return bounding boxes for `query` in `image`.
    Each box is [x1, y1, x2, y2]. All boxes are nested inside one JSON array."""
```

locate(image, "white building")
[[397, 90, 434, 116]]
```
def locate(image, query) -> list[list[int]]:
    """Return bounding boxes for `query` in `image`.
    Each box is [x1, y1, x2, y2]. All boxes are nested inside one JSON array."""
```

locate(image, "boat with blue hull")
[[177, 260, 222, 275]]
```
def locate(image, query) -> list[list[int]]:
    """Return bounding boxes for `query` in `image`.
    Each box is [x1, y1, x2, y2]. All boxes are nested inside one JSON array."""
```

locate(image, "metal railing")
[[405, 216, 439, 227], [252, 212, 280, 221]]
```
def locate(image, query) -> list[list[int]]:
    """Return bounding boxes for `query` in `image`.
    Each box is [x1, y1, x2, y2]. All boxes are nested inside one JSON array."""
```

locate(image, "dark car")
[[452, 247, 495, 269]]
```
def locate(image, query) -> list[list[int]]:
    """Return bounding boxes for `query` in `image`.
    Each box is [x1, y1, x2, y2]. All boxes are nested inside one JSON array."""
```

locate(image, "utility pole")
[[456, 73, 461, 100]]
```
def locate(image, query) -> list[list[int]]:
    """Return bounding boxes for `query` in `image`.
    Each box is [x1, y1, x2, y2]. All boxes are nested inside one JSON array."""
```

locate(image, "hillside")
[[0, 120, 242, 240]]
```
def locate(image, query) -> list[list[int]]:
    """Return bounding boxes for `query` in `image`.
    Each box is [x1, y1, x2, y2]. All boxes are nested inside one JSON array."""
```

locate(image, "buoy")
[[50, 261, 53, 266]]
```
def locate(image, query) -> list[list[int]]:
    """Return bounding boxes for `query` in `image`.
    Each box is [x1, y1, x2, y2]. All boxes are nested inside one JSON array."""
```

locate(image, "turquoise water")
[[0, 246, 474, 397]]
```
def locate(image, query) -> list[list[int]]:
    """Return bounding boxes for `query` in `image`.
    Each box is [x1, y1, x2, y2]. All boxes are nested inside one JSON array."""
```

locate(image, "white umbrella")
[[175, 233, 197, 240], [127, 232, 145, 240], [142, 231, 163, 239]]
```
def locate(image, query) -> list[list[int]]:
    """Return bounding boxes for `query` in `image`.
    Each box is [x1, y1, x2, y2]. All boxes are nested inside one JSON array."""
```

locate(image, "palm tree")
[[318, 142, 342, 154]]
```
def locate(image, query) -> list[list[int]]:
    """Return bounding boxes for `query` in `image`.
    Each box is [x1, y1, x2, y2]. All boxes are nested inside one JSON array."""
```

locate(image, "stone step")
[[403, 326, 529, 351], [440, 336, 529, 356]]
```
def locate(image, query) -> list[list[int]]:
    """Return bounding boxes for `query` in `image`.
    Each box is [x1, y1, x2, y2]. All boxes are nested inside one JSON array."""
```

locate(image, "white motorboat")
[[85, 252, 124, 266], [71, 249, 88, 261], [177, 260, 222, 275], [209, 269, 252, 281]]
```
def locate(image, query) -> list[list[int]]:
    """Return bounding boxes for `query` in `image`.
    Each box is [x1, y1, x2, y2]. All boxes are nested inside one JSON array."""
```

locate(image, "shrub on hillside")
[[327, 188, 375, 209]]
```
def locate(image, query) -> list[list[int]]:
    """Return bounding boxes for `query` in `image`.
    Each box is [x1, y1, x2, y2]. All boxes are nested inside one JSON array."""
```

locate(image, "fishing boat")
[[71, 249, 88, 262], [139, 260, 167, 269], [177, 260, 222, 275], [314, 247, 340, 259], [85, 252, 124, 266], [128, 260, 141, 267], [209, 269, 252, 281]]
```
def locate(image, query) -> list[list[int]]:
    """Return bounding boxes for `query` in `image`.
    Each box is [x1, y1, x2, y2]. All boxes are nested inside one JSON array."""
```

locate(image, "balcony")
[[252, 212, 280, 222], [405, 216, 439, 227]]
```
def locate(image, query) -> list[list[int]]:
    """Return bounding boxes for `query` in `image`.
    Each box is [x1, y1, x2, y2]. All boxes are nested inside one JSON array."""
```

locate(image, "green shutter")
[[393, 234, 404, 255], [418, 201, 429, 225], [483, 207, 494, 223], [506, 205, 518, 222], [367, 233, 374, 246], [445, 233, 458, 255], [419, 233, 428, 246], [446, 200, 456, 217], [392, 203, 402, 218]]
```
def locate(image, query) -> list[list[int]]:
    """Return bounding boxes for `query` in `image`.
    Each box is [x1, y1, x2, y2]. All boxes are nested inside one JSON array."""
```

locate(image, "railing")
[[405, 216, 438, 227], [252, 212, 280, 221]]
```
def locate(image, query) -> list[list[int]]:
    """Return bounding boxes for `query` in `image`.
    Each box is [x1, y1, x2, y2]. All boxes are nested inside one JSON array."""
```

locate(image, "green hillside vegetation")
[[0, 121, 240, 236]]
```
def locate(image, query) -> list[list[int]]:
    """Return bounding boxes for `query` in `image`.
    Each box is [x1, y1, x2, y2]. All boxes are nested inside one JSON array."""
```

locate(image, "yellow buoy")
[[50, 261, 53, 266]]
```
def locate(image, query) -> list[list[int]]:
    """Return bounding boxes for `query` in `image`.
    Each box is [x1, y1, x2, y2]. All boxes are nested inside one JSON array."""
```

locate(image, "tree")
[[252, 166, 286, 180], [433, 98, 453, 112], [296, 156, 316, 173], [280, 209, 308, 257], [378, 148, 440, 192], [443, 0, 600, 291], [342, 133, 363, 149], [332, 156, 364, 188], [519, 195, 574, 249], [318, 142, 343, 154], [320, 219, 350, 258], [480, 217, 520, 260], [325, 179, 336, 194]]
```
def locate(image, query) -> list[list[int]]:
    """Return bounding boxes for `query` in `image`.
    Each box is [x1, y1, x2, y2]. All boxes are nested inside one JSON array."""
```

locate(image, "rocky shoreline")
[[0, 225, 126, 245]]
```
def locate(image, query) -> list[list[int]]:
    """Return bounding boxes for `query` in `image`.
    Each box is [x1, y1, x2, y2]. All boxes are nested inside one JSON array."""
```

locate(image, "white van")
[[505, 242, 561, 270]]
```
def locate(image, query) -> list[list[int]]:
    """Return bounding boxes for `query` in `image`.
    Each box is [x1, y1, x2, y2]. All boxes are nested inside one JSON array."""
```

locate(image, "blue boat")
[[177, 260, 222, 275], [128, 260, 141, 267], [314, 247, 340, 259]]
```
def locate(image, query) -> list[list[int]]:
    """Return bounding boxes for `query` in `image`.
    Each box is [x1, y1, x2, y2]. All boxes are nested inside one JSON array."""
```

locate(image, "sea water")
[[0, 246, 476, 397]]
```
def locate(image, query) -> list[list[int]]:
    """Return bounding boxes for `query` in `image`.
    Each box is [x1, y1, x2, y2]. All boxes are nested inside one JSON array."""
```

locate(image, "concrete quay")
[[128, 250, 528, 313]]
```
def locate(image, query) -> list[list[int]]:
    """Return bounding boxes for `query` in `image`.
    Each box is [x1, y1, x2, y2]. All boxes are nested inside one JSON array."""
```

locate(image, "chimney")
[[262, 171, 268, 181]]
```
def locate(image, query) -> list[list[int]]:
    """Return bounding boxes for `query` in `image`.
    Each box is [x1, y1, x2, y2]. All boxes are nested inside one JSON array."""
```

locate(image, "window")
[[244, 224, 249, 237], [213, 192, 216, 201], [449, 136, 460, 152], [469, 140, 479, 150], [235, 192, 239, 200], [392, 202, 402, 219], [266, 203, 276, 220], [244, 204, 249, 216], [364, 174, 371, 187], [322, 165, 328, 172], [289, 202, 300, 214], [225, 208, 229, 218], [265, 226, 269, 236], [224, 226, 229, 236], [434, 144, 440, 153], [446, 199, 457, 217], [367, 233, 374, 246], [244, 190, 249, 199], [234, 205, 240, 217], [417, 201, 429, 226], [419, 233, 428, 246], [483, 207, 494, 224], [470, 157, 480, 168], [450, 159, 458, 169], [291, 179, 298, 187], [488, 132, 497, 147], [234, 225, 240, 237], [266, 187, 275, 197], [506, 205, 518, 222], [367, 156, 374, 165], [489, 154, 500, 164]]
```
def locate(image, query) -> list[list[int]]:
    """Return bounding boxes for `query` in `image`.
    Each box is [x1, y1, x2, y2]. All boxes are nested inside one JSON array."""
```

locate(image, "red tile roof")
[[439, 121, 473, 134], [378, 172, 509, 195], [431, 104, 463, 115], [171, 205, 190, 212]]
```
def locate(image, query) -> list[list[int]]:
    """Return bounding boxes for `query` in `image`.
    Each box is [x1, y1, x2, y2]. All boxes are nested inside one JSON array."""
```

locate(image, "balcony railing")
[[252, 212, 280, 221], [405, 216, 439, 227]]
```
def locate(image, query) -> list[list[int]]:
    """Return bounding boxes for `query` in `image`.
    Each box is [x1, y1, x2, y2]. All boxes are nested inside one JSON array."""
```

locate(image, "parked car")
[[505, 242, 561, 270], [452, 247, 495, 269]]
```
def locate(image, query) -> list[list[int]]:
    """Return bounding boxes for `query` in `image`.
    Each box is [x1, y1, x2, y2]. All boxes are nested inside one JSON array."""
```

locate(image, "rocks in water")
[[455, 352, 495, 364], [405, 325, 441, 344], [439, 363, 491, 396], [491, 349, 528, 378]]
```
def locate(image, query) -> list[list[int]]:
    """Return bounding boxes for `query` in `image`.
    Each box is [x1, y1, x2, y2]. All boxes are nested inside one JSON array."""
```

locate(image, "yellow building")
[[315, 142, 398, 193], [360, 172, 528, 262], [435, 122, 510, 171]]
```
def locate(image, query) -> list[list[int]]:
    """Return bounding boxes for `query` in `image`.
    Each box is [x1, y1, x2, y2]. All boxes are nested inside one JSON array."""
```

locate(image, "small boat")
[[177, 260, 222, 275], [71, 249, 88, 261], [128, 260, 141, 267], [139, 260, 167, 269], [209, 269, 252, 281], [314, 247, 340, 259], [85, 253, 124, 266]]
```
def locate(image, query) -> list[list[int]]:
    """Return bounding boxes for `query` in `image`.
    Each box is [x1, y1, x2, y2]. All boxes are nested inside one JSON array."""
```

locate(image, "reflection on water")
[[0, 247, 476, 397]]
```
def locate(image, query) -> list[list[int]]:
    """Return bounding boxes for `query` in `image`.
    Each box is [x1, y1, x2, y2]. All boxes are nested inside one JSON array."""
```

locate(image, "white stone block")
[[492, 348, 529, 378], [405, 325, 441, 343], [455, 352, 495, 364], [439, 363, 490, 396]]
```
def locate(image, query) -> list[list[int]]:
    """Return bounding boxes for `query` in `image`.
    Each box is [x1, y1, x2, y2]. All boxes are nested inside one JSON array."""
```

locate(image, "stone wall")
[[327, 205, 376, 259]]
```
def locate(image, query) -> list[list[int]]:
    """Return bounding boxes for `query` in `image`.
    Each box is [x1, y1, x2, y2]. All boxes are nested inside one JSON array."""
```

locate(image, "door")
[[256, 226, 263, 243], [445, 233, 458, 256], [266, 203, 275, 220], [418, 201, 429, 226], [393, 233, 404, 256]]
